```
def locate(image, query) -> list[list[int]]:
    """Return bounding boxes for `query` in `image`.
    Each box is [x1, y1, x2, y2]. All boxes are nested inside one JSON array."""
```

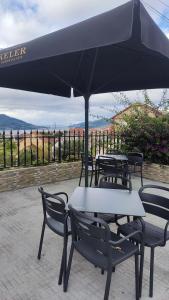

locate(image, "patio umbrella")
[[0, 0, 169, 186]]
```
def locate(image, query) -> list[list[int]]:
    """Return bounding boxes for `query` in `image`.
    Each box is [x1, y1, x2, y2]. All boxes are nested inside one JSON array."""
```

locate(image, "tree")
[[90, 89, 169, 123]]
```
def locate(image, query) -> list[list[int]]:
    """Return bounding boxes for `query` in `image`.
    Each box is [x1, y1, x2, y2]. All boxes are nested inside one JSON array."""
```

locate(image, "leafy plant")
[[119, 109, 169, 165]]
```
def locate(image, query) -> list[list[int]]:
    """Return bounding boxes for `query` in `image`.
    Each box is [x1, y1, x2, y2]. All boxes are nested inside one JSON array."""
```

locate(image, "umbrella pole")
[[84, 95, 90, 187]]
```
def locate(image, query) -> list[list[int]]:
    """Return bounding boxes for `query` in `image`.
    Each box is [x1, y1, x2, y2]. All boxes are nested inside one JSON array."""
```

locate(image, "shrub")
[[119, 109, 169, 165]]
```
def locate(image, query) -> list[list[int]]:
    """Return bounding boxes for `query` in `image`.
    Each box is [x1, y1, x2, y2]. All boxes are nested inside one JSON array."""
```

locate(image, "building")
[[111, 103, 163, 129]]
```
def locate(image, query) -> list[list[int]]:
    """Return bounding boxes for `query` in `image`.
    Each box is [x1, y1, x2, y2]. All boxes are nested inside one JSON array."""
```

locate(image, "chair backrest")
[[106, 149, 122, 155], [139, 185, 169, 221], [98, 155, 118, 172], [38, 187, 67, 223], [127, 152, 143, 164], [98, 155, 128, 176], [81, 153, 93, 167], [69, 205, 111, 257], [99, 175, 132, 191]]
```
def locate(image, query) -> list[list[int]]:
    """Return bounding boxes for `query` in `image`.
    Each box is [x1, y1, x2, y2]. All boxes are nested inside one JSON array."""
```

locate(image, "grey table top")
[[69, 187, 145, 217], [96, 154, 128, 161]]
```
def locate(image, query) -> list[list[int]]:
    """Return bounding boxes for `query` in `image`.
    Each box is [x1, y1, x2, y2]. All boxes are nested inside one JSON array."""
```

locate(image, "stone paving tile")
[[0, 177, 168, 300]]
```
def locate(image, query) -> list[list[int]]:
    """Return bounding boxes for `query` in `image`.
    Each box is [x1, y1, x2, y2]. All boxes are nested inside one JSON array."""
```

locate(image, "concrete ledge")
[[143, 162, 169, 184], [0, 161, 168, 192], [0, 162, 81, 192]]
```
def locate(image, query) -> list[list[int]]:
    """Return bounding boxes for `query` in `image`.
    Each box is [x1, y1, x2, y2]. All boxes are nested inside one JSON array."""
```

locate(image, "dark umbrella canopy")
[[0, 0, 169, 186], [0, 0, 169, 95]]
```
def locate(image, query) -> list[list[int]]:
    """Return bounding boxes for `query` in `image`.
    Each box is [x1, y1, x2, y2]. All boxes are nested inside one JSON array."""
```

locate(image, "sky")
[[0, 0, 169, 127]]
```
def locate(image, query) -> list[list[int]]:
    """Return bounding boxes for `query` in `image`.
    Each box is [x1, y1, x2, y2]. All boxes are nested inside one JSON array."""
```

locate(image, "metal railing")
[[0, 129, 123, 169]]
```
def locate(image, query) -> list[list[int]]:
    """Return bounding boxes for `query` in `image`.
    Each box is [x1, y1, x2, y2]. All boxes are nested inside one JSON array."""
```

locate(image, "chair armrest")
[[163, 220, 169, 246], [64, 212, 70, 235], [53, 192, 68, 203], [68, 204, 110, 230], [109, 230, 143, 247]]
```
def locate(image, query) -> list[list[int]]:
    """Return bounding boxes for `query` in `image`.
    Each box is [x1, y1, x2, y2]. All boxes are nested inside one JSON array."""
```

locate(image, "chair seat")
[[119, 220, 169, 247], [97, 213, 123, 223], [47, 217, 71, 236], [74, 231, 138, 270]]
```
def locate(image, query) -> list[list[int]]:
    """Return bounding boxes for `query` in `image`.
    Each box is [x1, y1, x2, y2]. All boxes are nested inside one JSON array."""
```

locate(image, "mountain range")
[[0, 114, 45, 130], [0, 114, 112, 130], [69, 118, 112, 129]]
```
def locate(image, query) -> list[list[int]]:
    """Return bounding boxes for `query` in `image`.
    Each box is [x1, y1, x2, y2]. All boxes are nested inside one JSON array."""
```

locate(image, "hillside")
[[0, 114, 44, 130], [69, 118, 111, 129]]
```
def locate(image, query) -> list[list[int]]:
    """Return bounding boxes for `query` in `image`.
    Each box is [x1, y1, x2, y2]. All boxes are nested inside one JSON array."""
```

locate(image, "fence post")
[[53, 130, 56, 162], [30, 130, 33, 165], [90, 131, 93, 156], [17, 130, 20, 167], [36, 130, 39, 165], [3, 131, 6, 169], [10, 130, 13, 167], [103, 131, 105, 154], [74, 129, 76, 161], [24, 130, 26, 166], [48, 130, 50, 163], [58, 130, 61, 163], [78, 131, 80, 159], [42, 130, 45, 164], [68, 130, 71, 161]]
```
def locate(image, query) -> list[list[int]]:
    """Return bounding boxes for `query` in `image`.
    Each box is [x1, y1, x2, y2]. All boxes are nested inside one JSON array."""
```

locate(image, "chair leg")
[[63, 235, 68, 292], [140, 167, 143, 187], [79, 168, 83, 186], [149, 248, 155, 297], [135, 254, 139, 300], [94, 168, 98, 186], [58, 250, 64, 285], [58, 234, 68, 289], [90, 171, 93, 187], [139, 244, 144, 298], [104, 267, 112, 300], [65, 244, 74, 292], [37, 220, 45, 260]]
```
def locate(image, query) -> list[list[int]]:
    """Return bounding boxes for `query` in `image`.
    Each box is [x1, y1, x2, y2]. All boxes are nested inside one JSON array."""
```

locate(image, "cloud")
[[0, 0, 168, 127]]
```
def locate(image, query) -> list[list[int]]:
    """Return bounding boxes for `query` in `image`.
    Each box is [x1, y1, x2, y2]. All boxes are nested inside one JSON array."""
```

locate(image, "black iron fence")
[[0, 129, 123, 169]]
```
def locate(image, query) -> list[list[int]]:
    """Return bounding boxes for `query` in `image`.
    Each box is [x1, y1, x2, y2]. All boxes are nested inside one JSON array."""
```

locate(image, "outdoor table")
[[69, 187, 145, 217], [95, 154, 128, 161], [95, 154, 128, 186]]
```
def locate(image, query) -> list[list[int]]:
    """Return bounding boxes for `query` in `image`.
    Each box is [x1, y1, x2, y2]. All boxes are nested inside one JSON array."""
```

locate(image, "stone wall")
[[0, 161, 168, 192], [0, 162, 81, 192], [143, 163, 169, 184]]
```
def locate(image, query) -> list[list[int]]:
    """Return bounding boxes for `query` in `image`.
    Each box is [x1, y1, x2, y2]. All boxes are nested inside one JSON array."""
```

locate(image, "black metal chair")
[[96, 156, 128, 185], [38, 187, 71, 291], [79, 153, 96, 187], [127, 152, 144, 186], [99, 174, 132, 190], [65, 205, 144, 300], [118, 185, 169, 297], [97, 175, 132, 224]]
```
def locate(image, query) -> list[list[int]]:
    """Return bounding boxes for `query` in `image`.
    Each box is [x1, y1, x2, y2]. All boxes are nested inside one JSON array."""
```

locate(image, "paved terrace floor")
[[0, 176, 169, 300]]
